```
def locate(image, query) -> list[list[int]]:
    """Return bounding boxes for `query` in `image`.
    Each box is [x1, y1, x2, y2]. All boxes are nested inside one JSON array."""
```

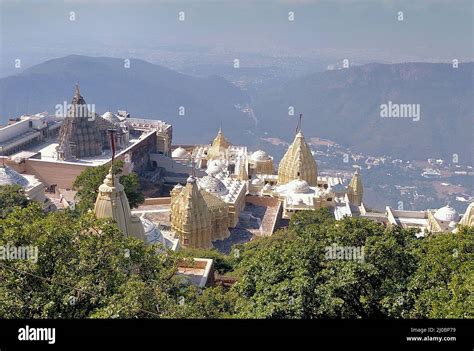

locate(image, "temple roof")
[[207, 128, 231, 160], [348, 168, 363, 194], [200, 190, 227, 210], [197, 175, 228, 195], [434, 203, 459, 223], [0, 165, 29, 188], [277, 130, 318, 186], [102, 111, 121, 124], [251, 150, 271, 162], [172, 147, 189, 158], [212, 128, 230, 149], [94, 168, 146, 241], [459, 202, 474, 227], [68, 84, 90, 118]]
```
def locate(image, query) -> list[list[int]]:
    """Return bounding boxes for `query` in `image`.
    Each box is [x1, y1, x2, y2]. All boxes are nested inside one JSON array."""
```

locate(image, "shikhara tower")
[[277, 116, 318, 186], [57, 85, 103, 160], [94, 167, 146, 241], [170, 175, 213, 249], [347, 168, 364, 206]]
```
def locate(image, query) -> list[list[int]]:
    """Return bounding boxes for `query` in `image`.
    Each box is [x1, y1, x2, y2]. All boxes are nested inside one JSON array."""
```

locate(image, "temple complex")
[[1, 85, 472, 253]]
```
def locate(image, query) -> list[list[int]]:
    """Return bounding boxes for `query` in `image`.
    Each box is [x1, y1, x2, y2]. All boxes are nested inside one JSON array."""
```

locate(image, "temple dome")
[[434, 204, 459, 222], [251, 150, 271, 162], [251, 177, 264, 185], [206, 160, 226, 176], [172, 147, 189, 158], [0, 166, 29, 188], [287, 178, 311, 194], [197, 175, 228, 195], [102, 111, 121, 124]]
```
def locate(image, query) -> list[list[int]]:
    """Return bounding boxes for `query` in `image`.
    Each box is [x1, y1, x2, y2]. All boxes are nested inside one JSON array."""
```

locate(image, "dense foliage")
[[0, 195, 471, 318], [72, 160, 144, 212], [0, 184, 30, 219]]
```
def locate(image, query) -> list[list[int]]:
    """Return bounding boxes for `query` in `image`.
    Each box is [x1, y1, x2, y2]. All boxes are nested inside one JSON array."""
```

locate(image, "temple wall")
[[149, 153, 206, 177], [121, 131, 157, 174], [143, 197, 171, 205], [245, 195, 280, 208], [22, 160, 90, 189]]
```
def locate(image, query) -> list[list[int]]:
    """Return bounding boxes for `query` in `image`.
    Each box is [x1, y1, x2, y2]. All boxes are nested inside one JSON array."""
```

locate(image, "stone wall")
[[23, 160, 90, 189]]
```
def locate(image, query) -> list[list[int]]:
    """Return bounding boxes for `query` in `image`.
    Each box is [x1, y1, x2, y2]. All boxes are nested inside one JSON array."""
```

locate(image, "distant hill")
[[252, 63, 474, 163], [1, 58, 472, 163], [0, 55, 251, 144]]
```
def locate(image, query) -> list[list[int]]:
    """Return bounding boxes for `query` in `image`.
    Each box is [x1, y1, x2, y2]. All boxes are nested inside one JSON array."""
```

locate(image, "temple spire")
[[278, 115, 318, 186], [296, 113, 303, 134], [191, 157, 196, 178], [108, 129, 117, 186], [348, 167, 364, 206]]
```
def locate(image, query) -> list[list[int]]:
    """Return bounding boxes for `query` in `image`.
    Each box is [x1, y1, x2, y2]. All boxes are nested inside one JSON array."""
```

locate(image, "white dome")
[[197, 175, 228, 195], [102, 111, 120, 124], [251, 150, 271, 162], [173, 183, 183, 191], [172, 147, 189, 159], [0, 166, 29, 188], [251, 177, 264, 185], [434, 204, 459, 222], [287, 179, 311, 194], [206, 159, 226, 176]]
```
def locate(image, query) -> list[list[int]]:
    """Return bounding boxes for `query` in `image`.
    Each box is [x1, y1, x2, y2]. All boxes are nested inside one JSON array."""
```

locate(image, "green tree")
[[0, 184, 30, 219], [407, 225, 473, 318], [0, 204, 194, 318], [232, 209, 420, 318], [72, 160, 144, 212]]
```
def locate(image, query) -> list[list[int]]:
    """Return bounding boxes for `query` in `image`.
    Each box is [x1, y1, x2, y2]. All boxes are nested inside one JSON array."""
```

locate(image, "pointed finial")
[[108, 129, 117, 186], [296, 113, 302, 134], [75, 83, 81, 96], [104, 167, 114, 187], [191, 157, 196, 178]]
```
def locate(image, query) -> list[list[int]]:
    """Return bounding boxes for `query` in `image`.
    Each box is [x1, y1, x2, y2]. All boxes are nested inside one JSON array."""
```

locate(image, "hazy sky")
[[1, 0, 473, 75]]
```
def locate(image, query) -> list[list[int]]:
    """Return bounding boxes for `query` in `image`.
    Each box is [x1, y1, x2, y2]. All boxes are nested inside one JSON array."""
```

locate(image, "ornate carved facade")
[[347, 168, 364, 206], [57, 85, 103, 160], [207, 128, 231, 161], [277, 130, 318, 186], [94, 168, 146, 241], [170, 176, 213, 249]]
